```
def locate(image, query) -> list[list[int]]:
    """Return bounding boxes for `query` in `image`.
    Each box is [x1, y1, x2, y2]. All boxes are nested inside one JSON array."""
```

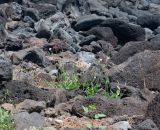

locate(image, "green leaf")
[[86, 123, 93, 129], [82, 106, 89, 114], [94, 113, 106, 119]]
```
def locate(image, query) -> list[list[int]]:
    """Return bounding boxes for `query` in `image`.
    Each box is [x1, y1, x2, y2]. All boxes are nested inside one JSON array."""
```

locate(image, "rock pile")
[[0, 0, 160, 130]]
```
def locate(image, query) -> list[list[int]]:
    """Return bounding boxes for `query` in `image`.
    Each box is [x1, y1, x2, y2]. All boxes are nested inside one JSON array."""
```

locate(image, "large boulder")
[[134, 119, 159, 130], [11, 47, 52, 67], [145, 94, 160, 129], [72, 96, 147, 118], [137, 14, 160, 30], [109, 50, 160, 91], [57, 0, 110, 18], [5, 2, 22, 20], [16, 99, 46, 113], [0, 80, 55, 105], [31, 3, 57, 19], [101, 19, 145, 44], [111, 41, 151, 64], [84, 27, 118, 46], [74, 14, 106, 31], [14, 112, 45, 130], [23, 48, 52, 67]]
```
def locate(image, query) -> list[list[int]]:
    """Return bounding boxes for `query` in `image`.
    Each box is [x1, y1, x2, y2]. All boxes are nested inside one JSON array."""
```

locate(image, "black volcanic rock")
[[101, 19, 145, 44], [74, 14, 106, 31], [137, 14, 160, 30], [111, 41, 151, 64], [109, 50, 160, 91], [85, 27, 118, 46], [0, 80, 55, 105], [145, 94, 160, 129]]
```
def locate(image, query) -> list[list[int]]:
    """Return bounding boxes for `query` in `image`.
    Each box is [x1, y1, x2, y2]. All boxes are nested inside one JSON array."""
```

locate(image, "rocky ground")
[[0, 0, 160, 130]]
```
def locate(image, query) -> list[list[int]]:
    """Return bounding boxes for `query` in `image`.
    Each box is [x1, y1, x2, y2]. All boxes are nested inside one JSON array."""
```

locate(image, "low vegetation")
[[56, 71, 80, 90], [0, 108, 15, 130], [56, 70, 123, 99]]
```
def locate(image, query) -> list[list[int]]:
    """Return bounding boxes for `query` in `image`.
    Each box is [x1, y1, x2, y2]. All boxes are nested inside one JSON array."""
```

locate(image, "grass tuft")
[[0, 108, 15, 130]]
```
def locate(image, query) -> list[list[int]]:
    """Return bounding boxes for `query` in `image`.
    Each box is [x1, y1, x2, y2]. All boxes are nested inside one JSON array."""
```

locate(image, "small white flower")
[[107, 57, 110, 60]]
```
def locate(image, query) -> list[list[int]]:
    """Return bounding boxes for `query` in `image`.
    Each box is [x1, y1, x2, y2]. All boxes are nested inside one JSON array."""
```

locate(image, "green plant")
[[102, 80, 123, 100], [86, 123, 93, 130], [0, 108, 15, 130], [98, 125, 107, 130], [56, 71, 80, 90], [82, 104, 96, 114], [1, 89, 12, 103], [83, 123, 107, 130], [94, 113, 106, 119], [83, 82, 100, 96]]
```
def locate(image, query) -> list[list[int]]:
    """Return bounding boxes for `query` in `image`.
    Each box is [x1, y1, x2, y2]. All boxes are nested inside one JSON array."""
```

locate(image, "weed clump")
[[56, 69, 123, 99], [0, 108, 15, 130]]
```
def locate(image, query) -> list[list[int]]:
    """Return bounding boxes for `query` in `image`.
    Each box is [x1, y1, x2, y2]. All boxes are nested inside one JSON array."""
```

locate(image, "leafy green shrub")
[[94, 113, 106, 119], [57, 71, 80, 90], [82, 82, 100, 97], [82, 103, 97, 114], [0, 108, 15, 130], [56, 69, 123, 99]]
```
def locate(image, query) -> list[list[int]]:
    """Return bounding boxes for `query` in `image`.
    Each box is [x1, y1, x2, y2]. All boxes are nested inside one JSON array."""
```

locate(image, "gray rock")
[[0, 56, 12, 85], [23, 48, 52, 67], [5, 37, 23, 51], [137, 14, 160, 30], [154, 26, 160, 35], [0, 10, 6, 45], [35, 19, 52, 39], [40, 107, 58, 118], [32, 3, 57, 19], [97, 40, 114, 55], [72, 96, 147, 118], [49, 69, 59, 76], [5, 2, 22, 20], [74, 14, 107, 31], [77, 51, 96, 64], [145, 94, 160, 129], [111, 41, 151, 64], [80, 63, 106, 84], [85, 27, 118, 46], [109, 50, 160, 91], [16, 99, 46, 113], [149, 34, 160, 50], [79, 35, 97, 46], [14, 112, 45, 130], [28, 0, 57, 5], [57, 0, 110, 18], [136, 119, 158, 130], [52, 28, 78, 52], [0, 80, 55, 105], [101, 19, 145, 43], [112, 121, 131, 130], [144, 28, 154, 40], [24, 8, 40, 22]]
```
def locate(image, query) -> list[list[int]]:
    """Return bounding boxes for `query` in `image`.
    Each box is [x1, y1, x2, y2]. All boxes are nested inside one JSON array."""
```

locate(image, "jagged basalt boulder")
[[109, 50, 160, 91], [0, 80, 55, 105], [145, 94, 160, 129]]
